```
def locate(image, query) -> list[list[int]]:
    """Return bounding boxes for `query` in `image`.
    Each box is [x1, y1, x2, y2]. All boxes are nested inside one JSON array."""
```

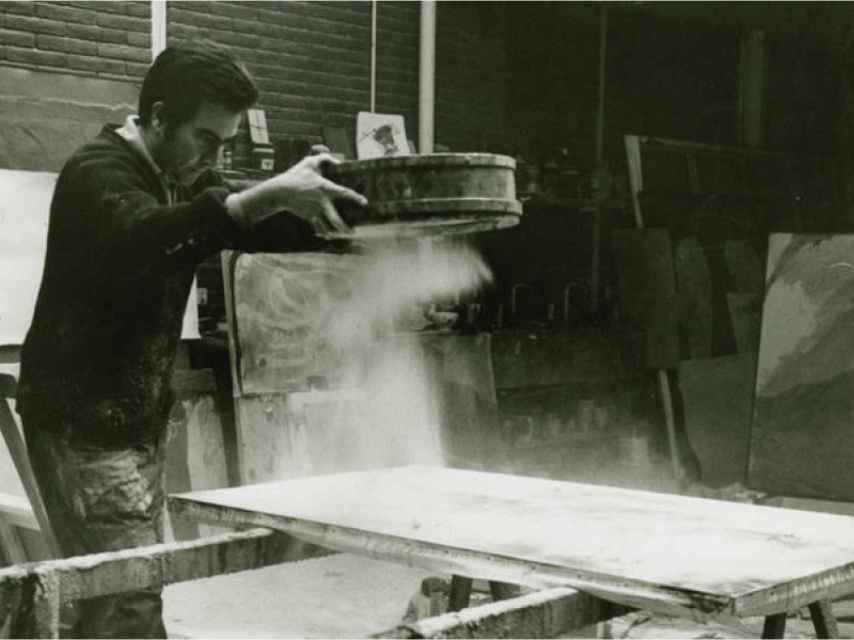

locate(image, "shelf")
[[522, 195, 628, 210]]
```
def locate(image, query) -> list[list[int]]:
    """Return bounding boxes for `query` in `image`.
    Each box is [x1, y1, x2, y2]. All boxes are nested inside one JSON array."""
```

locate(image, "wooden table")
[[169, 466, 854, 638]]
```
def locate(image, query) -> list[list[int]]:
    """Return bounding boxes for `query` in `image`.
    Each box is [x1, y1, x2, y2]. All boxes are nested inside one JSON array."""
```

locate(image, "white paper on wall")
[[356, 112, 411, 160], [0, 168, 199, 347]]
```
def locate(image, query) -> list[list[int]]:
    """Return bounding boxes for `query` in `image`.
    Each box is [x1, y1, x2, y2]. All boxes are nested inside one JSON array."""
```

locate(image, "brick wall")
[[0, 1, 421, 156], [167, 1, 420, 156], [0, 1, 151, 80], [375, 1, 419, 140]]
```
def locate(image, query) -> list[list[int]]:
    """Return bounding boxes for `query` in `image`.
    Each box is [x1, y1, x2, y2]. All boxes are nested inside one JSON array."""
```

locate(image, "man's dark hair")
[[138, 42, 258, 128]]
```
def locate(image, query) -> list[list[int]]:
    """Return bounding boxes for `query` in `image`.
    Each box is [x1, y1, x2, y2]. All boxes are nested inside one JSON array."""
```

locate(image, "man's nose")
[[201, 143, 223, 166]]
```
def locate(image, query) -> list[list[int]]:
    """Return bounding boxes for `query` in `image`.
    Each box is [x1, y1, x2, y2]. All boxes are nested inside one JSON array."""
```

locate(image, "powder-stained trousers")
[[23, 422, 168, 639]]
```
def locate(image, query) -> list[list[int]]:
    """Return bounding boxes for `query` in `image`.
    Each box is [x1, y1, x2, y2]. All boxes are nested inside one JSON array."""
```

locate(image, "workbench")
[[169, 465, 852, 638]]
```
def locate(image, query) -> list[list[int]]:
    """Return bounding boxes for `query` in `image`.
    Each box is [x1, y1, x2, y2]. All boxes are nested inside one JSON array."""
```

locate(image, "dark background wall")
[[0, 2, 847, 170], [0, 0, 851, 313], [434, 1, 510, 153]]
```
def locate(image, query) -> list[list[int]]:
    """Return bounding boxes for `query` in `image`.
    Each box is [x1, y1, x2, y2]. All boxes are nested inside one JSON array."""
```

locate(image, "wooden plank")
[[627, 134, 803, 159], [624, 135, 644, 228], [0, 527, 331, 638], [171, 494, 717, 620], [0, 389, 59, 556], [0, 527, 329, 601], [749, 234, 854, 501], [678, 354, 756, 488], [0, 493, 38, 531], [0, 520, 27, 565], [165, 392, 231, 540], [221, 250, 244, 396], [374, 587, 611, 639], [761, 613, 787, 639], [611, 229, 679, 369], [657, 370, 684, 480], [229, 252, 362, 395], [674, 237, 714, 359], [809, 600, 839, 639], [170, 466, 854, 620], [448, 576, 473, 612]]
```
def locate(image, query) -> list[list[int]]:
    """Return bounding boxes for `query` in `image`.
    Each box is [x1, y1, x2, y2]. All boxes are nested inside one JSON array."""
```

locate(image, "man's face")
[[149, 99, 242, 186]]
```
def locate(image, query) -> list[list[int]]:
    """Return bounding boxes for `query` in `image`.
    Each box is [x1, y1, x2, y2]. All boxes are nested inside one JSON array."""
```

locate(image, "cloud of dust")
[[325, 239, 492, 348], [312, 239, 494, 472]]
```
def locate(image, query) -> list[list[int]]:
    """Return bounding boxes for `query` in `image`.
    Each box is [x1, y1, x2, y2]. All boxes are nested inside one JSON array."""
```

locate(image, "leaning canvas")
[[749, 233, 854, 500]]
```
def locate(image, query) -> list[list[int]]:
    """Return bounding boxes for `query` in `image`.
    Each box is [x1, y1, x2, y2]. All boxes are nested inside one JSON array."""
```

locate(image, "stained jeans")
[[23, 423, 168, 639]]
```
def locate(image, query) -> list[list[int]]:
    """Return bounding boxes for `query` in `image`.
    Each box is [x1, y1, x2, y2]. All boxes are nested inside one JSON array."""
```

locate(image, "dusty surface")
[[173, 466, 854, 617], [164, 553, 435, 638]]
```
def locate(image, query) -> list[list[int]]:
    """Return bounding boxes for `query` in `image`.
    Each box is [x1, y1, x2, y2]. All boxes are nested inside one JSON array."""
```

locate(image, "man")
[[15, 43, 366, 638]]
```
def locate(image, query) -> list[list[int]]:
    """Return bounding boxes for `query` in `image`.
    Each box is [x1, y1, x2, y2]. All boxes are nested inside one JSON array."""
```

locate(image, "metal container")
[[326, 153, 522, 240]]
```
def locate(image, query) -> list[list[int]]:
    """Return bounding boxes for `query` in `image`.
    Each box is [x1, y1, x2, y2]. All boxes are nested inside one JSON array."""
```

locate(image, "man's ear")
[[150, 101, 166, 129]]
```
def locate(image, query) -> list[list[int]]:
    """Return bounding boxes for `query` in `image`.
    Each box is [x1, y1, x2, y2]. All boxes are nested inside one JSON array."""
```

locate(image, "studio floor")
[[162, 551, 854, 639]]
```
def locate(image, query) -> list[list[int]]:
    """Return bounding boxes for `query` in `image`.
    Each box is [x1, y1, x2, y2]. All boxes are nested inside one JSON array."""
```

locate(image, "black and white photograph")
[[1, 1, 854, 638]]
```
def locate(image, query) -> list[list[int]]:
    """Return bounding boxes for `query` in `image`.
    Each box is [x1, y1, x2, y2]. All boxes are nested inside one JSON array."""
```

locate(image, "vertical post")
[[624, 135, 644, 228], [625, 137, 685, 483], [658, 369, 683, 481], [447, 575, 473, 612], [761, 612, 787, 639], [0, 393, 60, 557], [30, 571, 61, 639], [594, 4, 607, 168], [808, 600, 839, 639], [370, 0, 378, 112], [590, 4, 608, 315], [151, 0, 167, 60], [738, 29, 765, 149], [419, 0, 436, 154]]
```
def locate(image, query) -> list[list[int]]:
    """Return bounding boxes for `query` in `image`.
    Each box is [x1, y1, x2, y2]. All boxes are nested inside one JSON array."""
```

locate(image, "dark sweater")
[[17, 125, 317, 446]]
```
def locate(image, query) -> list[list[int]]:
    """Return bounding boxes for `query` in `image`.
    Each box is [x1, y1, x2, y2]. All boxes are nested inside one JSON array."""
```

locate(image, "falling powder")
[[291, 238, 494, 475]]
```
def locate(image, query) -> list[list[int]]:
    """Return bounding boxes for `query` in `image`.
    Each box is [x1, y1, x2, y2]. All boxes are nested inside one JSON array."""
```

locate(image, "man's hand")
[[226, 153, 366, 237]]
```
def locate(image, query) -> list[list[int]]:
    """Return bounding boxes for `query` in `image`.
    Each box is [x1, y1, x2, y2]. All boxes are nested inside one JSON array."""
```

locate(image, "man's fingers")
[[310, 215, 333, 237], [324, 180, 368, 208], [305, 152, 339, 171], [320, 198, 352, 234], [309, 144, 331, 156]]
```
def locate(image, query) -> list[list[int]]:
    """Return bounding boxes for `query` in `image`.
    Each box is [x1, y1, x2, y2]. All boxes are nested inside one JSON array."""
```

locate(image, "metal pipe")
[[594, 4, 608, 166], [419, 0, 436, 154], [738, 29, 765, 148], [151, 0, 167, 60], [370, 0, 378, 112], [591, 4, 607, 315]]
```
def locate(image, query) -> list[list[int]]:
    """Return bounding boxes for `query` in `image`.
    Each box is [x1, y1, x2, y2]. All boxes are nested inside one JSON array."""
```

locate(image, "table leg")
[[808, 600, 839, 638], [761, 613, 787, 639], [448, 575, 473, 612], [488, 580, 520, 602]]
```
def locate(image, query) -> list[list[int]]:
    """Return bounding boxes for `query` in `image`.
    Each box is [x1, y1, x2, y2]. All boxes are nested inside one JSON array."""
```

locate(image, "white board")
[[174, 466, 854, 619], [0, 168, 199, 347]]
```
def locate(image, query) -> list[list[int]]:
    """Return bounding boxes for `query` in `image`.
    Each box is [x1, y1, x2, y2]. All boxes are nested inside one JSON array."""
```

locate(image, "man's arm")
[[70, 152, 366, 284], [68, 155, 241, 284], [225, 153, 366, 238]]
